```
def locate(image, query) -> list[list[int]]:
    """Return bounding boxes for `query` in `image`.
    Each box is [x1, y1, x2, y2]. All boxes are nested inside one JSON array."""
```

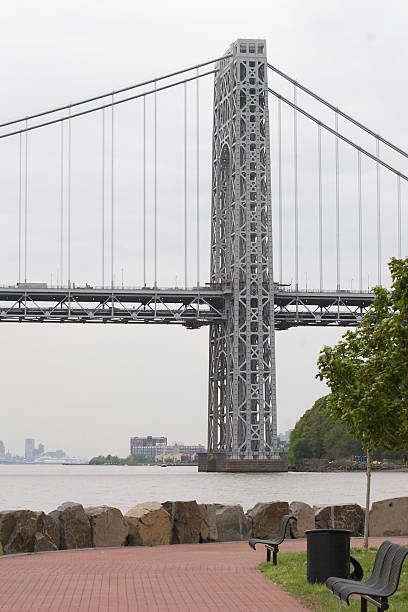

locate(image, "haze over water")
[[1, 465, 406, 513]]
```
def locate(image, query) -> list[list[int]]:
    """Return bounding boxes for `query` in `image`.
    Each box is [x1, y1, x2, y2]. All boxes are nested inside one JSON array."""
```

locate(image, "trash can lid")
[[305, 529, 352, 534]]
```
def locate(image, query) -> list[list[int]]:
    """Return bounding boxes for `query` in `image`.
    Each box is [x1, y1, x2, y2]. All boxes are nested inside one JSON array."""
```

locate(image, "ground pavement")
[[0, 537, 406, 611]]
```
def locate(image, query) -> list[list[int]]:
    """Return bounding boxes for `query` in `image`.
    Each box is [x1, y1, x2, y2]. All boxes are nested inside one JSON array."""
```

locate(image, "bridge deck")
[[0, 287, 374, 328]]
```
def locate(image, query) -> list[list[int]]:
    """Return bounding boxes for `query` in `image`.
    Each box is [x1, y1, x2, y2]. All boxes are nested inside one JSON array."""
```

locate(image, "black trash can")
[[305, 529, 351, 584]]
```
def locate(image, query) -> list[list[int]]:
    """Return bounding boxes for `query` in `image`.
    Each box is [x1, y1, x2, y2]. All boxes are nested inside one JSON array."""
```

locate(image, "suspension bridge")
[[0, 39, 406, 471]]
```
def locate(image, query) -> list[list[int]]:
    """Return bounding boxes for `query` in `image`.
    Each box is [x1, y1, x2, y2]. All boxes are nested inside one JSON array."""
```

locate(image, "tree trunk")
[[363, 451, 371, 552]]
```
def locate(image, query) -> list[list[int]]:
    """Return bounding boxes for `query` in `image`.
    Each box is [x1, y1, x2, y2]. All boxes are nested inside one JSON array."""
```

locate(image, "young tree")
[[317, 257, 408, 550]]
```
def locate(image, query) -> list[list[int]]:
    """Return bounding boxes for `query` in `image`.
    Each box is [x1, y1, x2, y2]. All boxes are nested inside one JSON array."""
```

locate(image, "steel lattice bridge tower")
[[203, 40, 282, 471], [0, 38, 405, 471]]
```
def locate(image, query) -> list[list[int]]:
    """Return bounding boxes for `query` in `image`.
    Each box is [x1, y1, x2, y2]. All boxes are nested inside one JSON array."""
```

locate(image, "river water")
[[1, 465, 407, 513]]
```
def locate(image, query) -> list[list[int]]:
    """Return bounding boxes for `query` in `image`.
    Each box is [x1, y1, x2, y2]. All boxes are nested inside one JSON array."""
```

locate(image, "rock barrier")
[[0, 497, 406, 555]]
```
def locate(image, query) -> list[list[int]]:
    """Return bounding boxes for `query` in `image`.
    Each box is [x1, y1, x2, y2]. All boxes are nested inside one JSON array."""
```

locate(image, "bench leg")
[[361, 598, 367, 612], [266, 548, 271, 563], [273, 549, 278, 566]]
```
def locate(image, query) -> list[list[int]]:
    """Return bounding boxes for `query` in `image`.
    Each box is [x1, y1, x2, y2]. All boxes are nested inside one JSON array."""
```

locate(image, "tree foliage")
[[289, 395, 362, 463], [316, 257, 408, 455]]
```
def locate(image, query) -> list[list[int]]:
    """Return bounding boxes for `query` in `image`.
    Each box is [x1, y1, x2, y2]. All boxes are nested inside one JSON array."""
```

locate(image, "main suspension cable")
[[0, 70, 217, 140], [267, 88, 408, 181], [0, 56, 230, 129], [267, 62, 408, 160]]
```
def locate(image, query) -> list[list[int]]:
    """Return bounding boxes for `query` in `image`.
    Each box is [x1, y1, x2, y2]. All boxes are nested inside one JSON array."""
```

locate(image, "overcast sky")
[[0, 0, 407, 458]]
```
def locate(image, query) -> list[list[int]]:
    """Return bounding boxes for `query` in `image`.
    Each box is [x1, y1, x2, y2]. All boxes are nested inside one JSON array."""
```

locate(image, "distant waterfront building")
[[130, 436, 167, 457], [0, 440, 5, 457], [25, 438, 35, 460], [38, 443, 45, 456]]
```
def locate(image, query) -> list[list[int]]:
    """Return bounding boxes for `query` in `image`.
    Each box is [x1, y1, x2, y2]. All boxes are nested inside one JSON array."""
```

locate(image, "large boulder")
[[289, 501, 315, 538], [246, 501, 289, 539], [126, 502, 171, 546], [198, 504, 218, 542], [0, 510, 59, 554], [49, 502, 92, 549], [35, 512, 60, 551], [0, 510, 38, 554], [162, 501, 201, 544], [369, 497, 408, 536], [315, 504, 364, 536], [215, 504, 250, 542], [85, 506, 128, 547]]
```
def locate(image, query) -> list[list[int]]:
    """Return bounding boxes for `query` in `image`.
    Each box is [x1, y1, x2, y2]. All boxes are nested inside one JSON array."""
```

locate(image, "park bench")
[[326, 540, 408, 611], [248, 514, 296, 565]]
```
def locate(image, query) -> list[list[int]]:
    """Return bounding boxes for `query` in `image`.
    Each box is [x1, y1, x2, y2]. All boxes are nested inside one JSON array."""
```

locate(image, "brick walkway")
[[0, 538, 406, 612]]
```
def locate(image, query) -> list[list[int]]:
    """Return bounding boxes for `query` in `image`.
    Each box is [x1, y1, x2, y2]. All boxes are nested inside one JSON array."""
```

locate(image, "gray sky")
[[0, 0, 407, 457]]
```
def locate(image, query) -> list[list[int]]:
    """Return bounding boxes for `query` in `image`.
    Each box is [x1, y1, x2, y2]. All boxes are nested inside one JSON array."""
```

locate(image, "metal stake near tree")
[[317, 257, 408, 551]]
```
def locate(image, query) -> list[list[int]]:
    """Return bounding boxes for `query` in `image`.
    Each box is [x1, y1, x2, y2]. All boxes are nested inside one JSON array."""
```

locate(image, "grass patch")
[[259, 548, 408, 611]]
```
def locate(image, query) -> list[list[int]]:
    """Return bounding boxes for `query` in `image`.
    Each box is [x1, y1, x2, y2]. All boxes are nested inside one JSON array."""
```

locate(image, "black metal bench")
[[326, 540, 408, 611], [248, 513, 296, 565]]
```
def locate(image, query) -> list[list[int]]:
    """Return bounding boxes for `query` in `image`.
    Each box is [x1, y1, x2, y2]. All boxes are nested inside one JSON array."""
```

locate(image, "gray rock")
[[246, 501, 289, 539], [49, 501, 92, 549], [198, 504, 218, 542], [0, 510, 38, 554], [369, 497, 408, 536], [0, 509, 59, 554], [289, 501, 315, 538], [35, 512, 60, 550], [126, 502, 171, 546], [162, 501, 201, 544], [215, 504, 250, 541], [315, 504, 364, 536], [34, 532, 58, 552], [86, 505, 128, 547]]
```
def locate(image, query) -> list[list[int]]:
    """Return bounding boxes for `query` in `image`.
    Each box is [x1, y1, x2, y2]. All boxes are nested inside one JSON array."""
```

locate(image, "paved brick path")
[[0, 538, 406, 611]]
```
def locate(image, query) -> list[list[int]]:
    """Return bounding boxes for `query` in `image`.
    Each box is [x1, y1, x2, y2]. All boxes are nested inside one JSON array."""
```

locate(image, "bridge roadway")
[[0, 286, 374, 329]]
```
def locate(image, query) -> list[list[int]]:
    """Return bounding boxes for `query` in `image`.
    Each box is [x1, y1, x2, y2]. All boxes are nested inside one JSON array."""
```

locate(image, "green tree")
[[317, 257, 408, 550], [289, 395, 361, 463]]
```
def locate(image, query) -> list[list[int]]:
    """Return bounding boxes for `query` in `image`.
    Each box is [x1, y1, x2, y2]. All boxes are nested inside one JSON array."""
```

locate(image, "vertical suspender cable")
[[67, 107, 71, 287], [397, 176, 401, 259], [278, 98, 282, 285], [111, 94, 114, 289], [18, 133, 22, 284], [184, 82, 188, 289], [335, 110, 340, 290], [196, 68, 200, 287], [358, 150, 362, 292], [293, 85, 298, 290], [143, 97, 146, 287], [376, 138, 381, 285], [154, 82, 157, 288], [59, 122, 64, 287], [101, 108, 105, 288], [318, 124, 322, 291], [24, 119, 28, 283]]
